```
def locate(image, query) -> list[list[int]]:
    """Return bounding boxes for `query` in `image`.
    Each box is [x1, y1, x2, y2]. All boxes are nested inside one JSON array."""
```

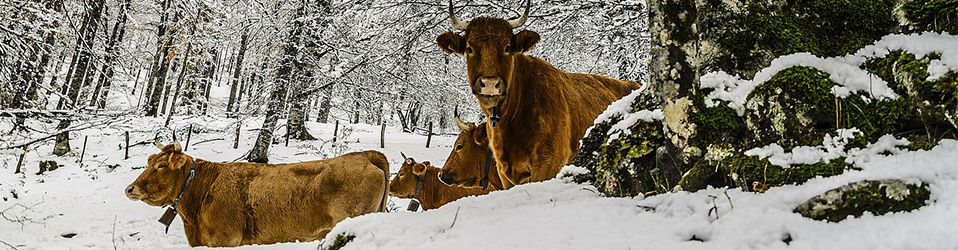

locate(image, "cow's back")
[[242, 151, 388, 244]]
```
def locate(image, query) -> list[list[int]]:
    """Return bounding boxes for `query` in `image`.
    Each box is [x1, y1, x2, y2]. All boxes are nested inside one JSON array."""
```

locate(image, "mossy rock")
[[712, 0, 899, 77], [38, 160, 59, 175], [794, 179, 931, 222], [744, 67, 839, 150], [572, 90, 670, 197], [863, 50, 958, 141], [323, 234, 355, 250], [722, 153, 852, 191], [902, 0, 958, 34]]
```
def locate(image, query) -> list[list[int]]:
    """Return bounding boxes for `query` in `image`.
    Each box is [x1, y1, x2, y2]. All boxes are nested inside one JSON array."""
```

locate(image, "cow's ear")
[[437, 31, 465, 55], [168, 152, 188, 170], [473, 123, 488, 145], [512, 30, 540, 53], [412, 163, 427, 176]]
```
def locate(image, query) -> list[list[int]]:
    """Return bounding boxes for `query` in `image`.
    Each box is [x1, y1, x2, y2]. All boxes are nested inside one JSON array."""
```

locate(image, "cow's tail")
[[368, 151, 390, 213]]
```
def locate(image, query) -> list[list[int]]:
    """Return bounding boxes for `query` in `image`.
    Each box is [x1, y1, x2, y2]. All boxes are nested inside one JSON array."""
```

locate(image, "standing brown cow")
[[389, 156, 497, 210], [436, 0, 641, 188], [125, 142, 389, 247]]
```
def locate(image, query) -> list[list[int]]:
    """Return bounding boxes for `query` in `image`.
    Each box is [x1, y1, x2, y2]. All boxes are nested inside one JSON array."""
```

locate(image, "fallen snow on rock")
[[322, 138, 958, 250], [701, 32, 958, 115]]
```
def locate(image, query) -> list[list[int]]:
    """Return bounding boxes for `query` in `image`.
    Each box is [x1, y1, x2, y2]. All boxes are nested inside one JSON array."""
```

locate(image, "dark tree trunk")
[[93, 0, 131, 109], [317, 89, 332, 123], [165, 41, 192, 127], [145, 0, 177, 117], [226, 32, 249, 115]]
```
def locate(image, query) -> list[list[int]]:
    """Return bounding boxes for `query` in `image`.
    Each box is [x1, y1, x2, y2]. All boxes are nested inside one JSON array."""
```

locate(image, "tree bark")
[[93, 0, 132, 109], [165, 41, 192, 126], [226, 32, 249, 115]]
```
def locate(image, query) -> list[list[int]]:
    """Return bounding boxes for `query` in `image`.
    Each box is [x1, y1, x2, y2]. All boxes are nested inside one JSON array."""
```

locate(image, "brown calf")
[[437, 119, 504, 190], [389, 157, 493, 210], [126, 142, 388, 247], [436, 0, 641, 188]]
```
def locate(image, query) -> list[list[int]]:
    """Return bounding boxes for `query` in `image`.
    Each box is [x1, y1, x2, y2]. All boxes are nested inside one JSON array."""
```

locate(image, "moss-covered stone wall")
[[573, 0, 957, 197]]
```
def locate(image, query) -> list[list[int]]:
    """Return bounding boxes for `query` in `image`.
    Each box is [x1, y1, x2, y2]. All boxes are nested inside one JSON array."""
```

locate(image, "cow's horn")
[[448, 0, 469, 30], [154, 141, 164, 150], [172, 141, 182, 152], [507, 0, 531, 29], [455, 117, 471, 131]]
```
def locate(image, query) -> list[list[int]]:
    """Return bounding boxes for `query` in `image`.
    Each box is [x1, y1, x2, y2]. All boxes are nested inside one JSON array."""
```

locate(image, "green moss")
[[842, 183, 929, 215], [903, 0, 958, 34], [324, 234, 355, 250], [715, 0, 898, 75], [724, 153, 850, 190], [690, 98, 748, 145], [862, 51, 958, 144], [748, 67, 837, 150]]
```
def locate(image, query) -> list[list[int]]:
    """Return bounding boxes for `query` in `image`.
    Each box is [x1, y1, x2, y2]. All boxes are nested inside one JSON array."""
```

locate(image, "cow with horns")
[[436, 0, 642, 188]]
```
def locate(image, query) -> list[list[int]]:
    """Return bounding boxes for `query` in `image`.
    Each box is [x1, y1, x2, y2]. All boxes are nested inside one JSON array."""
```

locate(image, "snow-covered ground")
[[3, 114, 956, 250], [0, 116, 457, 249]]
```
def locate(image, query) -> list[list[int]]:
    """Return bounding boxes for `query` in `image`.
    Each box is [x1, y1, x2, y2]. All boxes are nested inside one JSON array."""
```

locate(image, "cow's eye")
[[466, 46, 473, 54], [157, 164, 167, 169], [456, 145, 463, 150], [505, 44, 511, 52]]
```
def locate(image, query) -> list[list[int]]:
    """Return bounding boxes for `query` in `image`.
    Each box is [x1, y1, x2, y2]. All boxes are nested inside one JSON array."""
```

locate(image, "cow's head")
[[436, 0, 538, 109], [388, 156, 430, 199], [125, 141, 193, 207], [438, 118, 494, 188]]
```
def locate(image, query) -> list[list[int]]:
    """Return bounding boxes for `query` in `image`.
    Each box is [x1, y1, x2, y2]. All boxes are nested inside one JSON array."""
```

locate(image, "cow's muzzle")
[[438, 171, 456, 186], [125, 184, 143, 201], [477, 77, 503, 96]]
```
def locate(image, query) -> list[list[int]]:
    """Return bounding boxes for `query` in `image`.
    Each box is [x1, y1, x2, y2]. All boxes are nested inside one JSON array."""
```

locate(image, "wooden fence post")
[[124, 131, 130, 160], [185, 124, 193, 151], [426, 122, 433, 148], [333, 120, 339, 142], [233, 122, 241, 149], [80, 136, 88, 164], [15, 144, 27, 174], [380, 122, 386, 148]]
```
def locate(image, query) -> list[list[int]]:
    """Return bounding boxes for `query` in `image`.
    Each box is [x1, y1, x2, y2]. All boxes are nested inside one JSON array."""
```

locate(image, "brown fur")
[[389, 159, 493, 210], [438, 121, 504, 190], [125, 143, 389, 247], [437, 17, 641, 188]]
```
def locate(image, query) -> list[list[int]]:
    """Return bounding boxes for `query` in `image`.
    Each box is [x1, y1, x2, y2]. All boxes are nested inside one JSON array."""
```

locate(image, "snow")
[[320, 138, 958, 250], [585, 86, 662, 142], [7, 113, 955, 250], [0, 115, 458, 250], [701, 32, 958, 115]]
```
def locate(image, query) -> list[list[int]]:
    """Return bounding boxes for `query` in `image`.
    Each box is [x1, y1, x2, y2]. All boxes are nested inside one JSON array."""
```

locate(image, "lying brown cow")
[[436, 0, 641, 188], [125, 142, 388, 247], [438, 119, 504, 190], [389, 156, 497, 210]]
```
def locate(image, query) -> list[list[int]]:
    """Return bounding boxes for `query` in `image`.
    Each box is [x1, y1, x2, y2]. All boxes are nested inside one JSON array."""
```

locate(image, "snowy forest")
[[0, 0, 647, 158], [2, 0, 957, 248]]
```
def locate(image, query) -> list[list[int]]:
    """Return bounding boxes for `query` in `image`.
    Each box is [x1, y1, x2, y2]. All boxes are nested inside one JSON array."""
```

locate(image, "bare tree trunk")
[[287, 71, 315, 140], [317, 90, 332, 123], [53, 119, 71, 156], [57, 46, 79, 110], [93, 0, 131, 109], [226, 32, 249, 115], [145, 0, 177, 117], [165, 41, 192, 127]]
